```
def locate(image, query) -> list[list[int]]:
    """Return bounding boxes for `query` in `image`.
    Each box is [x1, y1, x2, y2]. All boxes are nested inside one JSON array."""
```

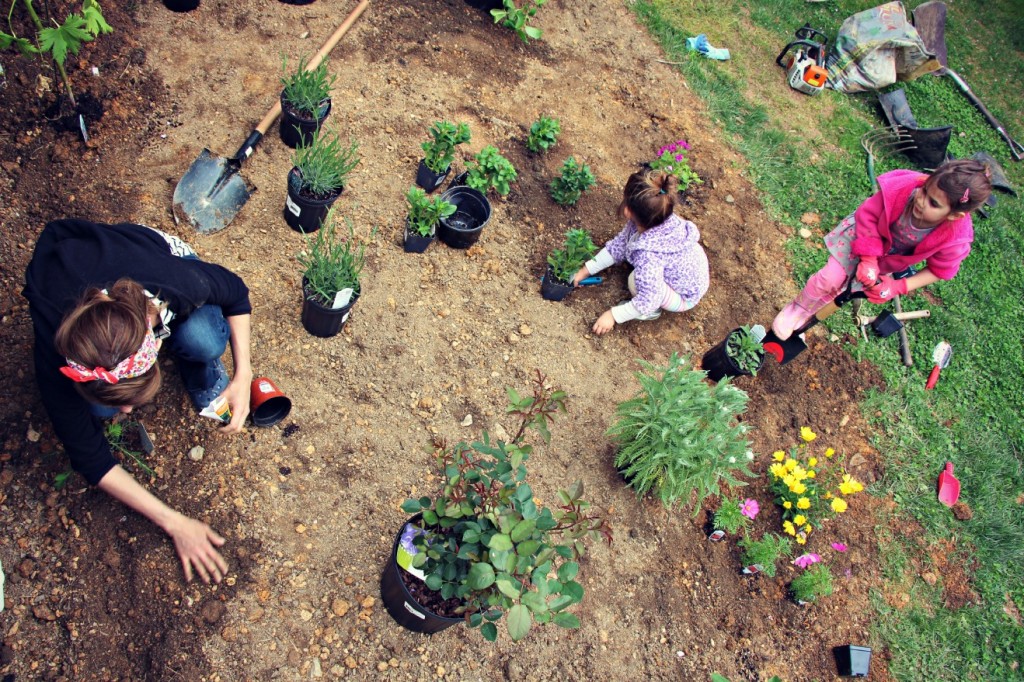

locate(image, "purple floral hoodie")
[[586, 214, 710, 321]]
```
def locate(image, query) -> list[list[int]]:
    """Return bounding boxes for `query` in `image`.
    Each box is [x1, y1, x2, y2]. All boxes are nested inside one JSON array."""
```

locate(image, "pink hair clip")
[[960, 187, 970, 204]]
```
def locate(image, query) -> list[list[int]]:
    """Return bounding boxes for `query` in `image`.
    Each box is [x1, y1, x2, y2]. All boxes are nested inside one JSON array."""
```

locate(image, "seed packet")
[[200, 395, 231, 423]]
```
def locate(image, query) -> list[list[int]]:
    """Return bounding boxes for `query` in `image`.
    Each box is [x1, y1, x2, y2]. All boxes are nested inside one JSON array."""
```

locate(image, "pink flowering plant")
[[767, 427, 865, 546], [649, 139, 702, 191], [711, 497, 750, 536]]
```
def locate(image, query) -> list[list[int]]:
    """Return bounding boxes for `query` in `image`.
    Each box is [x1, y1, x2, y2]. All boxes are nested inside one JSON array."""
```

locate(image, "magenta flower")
[[792, 553, 822, 569], [831, 542, 848, 552], [740, 498, 760, 520], [678, 140, 691, 150], [666, 143, 678, 153], [675, 153, 685, 161]]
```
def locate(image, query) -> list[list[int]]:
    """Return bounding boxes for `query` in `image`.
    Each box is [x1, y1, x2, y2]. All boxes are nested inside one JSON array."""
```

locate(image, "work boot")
[[771, 291, 829, 341]]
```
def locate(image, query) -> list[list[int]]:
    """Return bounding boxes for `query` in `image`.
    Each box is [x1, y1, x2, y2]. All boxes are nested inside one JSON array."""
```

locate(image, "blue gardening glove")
[[855, 256, 880, 287], [865, 275, 907, 303]]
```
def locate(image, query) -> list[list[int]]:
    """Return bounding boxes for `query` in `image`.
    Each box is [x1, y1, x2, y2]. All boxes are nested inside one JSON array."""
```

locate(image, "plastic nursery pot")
[[700, 328, 765, 383], [463, 0, 503, 11], [279, 0, 317, 4], [436, 186, 491, 249], [415, 160, 450, 193], [300, 281, 360, 338], [285, 168, 342, 233], [249, 377, 292, 427], [403, 219, 435, 254], [163, 0, 200, 11], [541, 266, 575, 302], [279, 94, 332, 149], [380, 514, 463, 634], [833, 645, 872, 678]]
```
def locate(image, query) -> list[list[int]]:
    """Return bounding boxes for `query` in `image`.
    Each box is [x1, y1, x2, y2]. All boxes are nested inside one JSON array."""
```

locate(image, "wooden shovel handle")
[[254, 0, 371, 135]]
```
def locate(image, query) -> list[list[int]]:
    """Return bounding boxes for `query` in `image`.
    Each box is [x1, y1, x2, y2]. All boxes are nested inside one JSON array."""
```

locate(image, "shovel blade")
[[937, 462, 960, 506], [172, 149, 254, 235], [761, 329, 808, 366]]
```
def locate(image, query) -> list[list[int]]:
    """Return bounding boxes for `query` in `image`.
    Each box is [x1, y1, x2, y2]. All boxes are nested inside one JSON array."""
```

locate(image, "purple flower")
[[667, 143, 678, 153], [678, 140, 691, 150], [400, 524, 423, 554], [657, 145, 669, 156], [740, 498, 760, 520], [831, 542, 848, 553], [792, 553, 822, 569], [675, 154, 685, 162]]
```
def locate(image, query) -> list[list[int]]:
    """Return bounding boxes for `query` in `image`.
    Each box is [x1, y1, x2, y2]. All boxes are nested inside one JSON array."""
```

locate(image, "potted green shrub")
[[701, 325, 766, 381], [738, 533, 792, 576], [285, 128, 360, 233], [296, 208, 365, 337], [541, 228, 597, 301], [381, 374, 612, 641], [403, 187, 455, 253], [789, 563, 834, 605], [526, 115, 561, 154], [550, 156, 596, 206], [417, 120, 471, 192], [279, 54, 337, 149], [610, 353, 755, 512], [463, 145, 517, 197]]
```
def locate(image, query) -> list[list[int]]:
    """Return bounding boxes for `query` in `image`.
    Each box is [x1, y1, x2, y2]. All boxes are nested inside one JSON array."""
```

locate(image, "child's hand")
[[571, 266, 592, 287], [856, 256, 880, 286], [865, 275, 907, 303], [592, 310, 616, 335]]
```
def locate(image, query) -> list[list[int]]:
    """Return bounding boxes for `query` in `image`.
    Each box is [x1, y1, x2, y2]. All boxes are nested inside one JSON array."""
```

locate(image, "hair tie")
[[659, 188, 667, 194], [960, 187, 970, 204], [984, 166, 992, 179], [60, 327, 160, 385]]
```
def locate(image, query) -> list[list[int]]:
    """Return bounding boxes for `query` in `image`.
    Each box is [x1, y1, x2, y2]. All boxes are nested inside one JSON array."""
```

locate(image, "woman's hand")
[[219, 374, 251, 433], [166, 512, 229, 583], [592, 310, 616, 336], [570, 266, 592, 287]]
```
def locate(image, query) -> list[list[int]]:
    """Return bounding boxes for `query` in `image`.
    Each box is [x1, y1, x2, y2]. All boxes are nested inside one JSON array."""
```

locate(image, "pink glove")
[[855, 256, 880, 286], [865, 275, 907, 303]]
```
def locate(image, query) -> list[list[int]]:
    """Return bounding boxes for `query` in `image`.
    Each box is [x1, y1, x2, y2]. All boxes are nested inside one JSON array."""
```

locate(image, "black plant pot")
[[541, 266, 574, 301], [380, 515, 463, 634], [437, 186, 491, 249], [163, 0, 200, 11], [403, 221, 435, 254], [704, 511, 726, 541], [834, 645, 872, 678], [300, 282, 359, 338], [463, 0, 503, 10], [700, 328, 765, 382], [280, 94, 331, 149], [285, 168, 342, 233], [416, 159, 450, 193], [279, 0, 317, 4]]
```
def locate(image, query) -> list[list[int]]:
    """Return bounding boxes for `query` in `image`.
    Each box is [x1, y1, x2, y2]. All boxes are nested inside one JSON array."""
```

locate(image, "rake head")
[[861, 126, 918, 190]]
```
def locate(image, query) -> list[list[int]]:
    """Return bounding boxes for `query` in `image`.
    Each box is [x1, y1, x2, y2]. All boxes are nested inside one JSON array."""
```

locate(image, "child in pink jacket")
[[772, 159, 993, 340]]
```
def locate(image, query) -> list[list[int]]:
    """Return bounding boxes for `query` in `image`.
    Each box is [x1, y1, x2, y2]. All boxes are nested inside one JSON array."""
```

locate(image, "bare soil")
[[1, 1, 904, 680]]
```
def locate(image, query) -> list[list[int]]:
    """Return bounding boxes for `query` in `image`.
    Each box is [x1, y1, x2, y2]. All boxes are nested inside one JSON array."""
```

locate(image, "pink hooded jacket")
[[851, 169, 974, 280]]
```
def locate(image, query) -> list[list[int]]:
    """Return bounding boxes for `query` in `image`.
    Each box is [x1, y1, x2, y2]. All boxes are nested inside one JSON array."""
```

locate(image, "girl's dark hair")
[[925, 158, 993, 214], [54, 278, 162, 407], [618, 169, 678, 230]]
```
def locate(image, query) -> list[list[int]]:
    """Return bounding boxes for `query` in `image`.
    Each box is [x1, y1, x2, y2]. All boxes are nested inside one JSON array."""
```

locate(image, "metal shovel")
[[172, 0, 370, 234]]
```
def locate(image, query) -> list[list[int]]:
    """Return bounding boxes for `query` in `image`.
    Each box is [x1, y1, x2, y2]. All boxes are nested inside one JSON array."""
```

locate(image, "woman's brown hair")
[[618, 169, 679, 230], [54, 278, 162, 407], [924, 158, 993, 214]]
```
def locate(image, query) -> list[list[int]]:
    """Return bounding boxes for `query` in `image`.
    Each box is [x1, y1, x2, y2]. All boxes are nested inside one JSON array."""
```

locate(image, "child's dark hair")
[[618, 170, 678, 230], [925, 159, 993, 214]]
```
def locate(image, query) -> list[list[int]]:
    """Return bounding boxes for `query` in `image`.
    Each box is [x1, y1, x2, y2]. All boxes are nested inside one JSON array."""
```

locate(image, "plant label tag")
[[285, 195, 301, 217], [707, 530, 726, 542], [396, 523, 427, 581], [332, 288, 353, 310], [199, 395, 231, 423], [742, 564, 761, 575]]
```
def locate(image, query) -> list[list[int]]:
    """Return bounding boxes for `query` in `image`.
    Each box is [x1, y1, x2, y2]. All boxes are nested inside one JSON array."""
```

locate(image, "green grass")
[[632, 1, 1024, 679]]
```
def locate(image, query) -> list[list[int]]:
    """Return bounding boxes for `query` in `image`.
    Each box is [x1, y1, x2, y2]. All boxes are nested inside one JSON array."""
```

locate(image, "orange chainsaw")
[[776, 24, 828, 96]]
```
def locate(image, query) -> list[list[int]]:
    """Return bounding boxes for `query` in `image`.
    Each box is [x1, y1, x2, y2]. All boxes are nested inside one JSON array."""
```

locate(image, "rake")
[[861, 126, 918, 192]]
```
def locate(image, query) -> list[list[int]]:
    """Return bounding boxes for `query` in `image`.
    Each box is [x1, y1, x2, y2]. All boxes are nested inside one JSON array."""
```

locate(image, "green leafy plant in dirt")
[[789, 563, 834, 604], [711, 497, 750, 536], [400, 372, 613, 642], [421, 120, 471, 174], [297, 208, 365, 305], [649, 139, 702, 192], [280, 54, 335, 117], [725, 325, 765, 376], [105, 420, 154, 478], [546, 228, 597, 284], [549, 156, 596, 206], [405, 186, 454, 237], [738, 533, 791, 577], [465, 145, 517, 197], [526, 115, 560, 153], [1, 0, 112, 106], [491, 0, 546, 44], [291, 128, 360, 196], [609, 353, 754, 512]]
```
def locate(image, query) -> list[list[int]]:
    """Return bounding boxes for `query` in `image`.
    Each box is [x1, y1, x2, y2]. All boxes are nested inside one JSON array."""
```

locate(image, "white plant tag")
[[750, 324, 767, 342], [332, 288, 354, 310], [285, 195, 301, 217]]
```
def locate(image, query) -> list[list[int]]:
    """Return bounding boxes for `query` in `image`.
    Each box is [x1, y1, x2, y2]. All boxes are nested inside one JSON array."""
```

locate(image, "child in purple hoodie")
[[572, 169, 710, 336]]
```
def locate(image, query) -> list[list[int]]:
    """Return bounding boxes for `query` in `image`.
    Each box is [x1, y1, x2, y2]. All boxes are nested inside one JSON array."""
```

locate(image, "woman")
[[23, 218, 254, 583]]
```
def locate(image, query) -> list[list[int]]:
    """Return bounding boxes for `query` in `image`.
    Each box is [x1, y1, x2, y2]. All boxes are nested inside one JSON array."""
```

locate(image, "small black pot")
[[404, 220, 435, 254], [700, 328, 765, 382], [163, 0, 200, 10], [380, 515, 463, 634], [437, 186, 491, 249], [279, 0, 317, 4], [280, 93, 331, 149], [300, 282, 359, 338], [463, 0, 503, 10], [416, 159, 450, 193], [541, 266, 574, 301], [833, 645, 872, 677], [285, 168, 342, 233]]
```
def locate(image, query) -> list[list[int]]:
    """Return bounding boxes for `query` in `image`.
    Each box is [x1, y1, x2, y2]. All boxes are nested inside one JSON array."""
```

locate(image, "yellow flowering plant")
[[767, 427, 865, 544]]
